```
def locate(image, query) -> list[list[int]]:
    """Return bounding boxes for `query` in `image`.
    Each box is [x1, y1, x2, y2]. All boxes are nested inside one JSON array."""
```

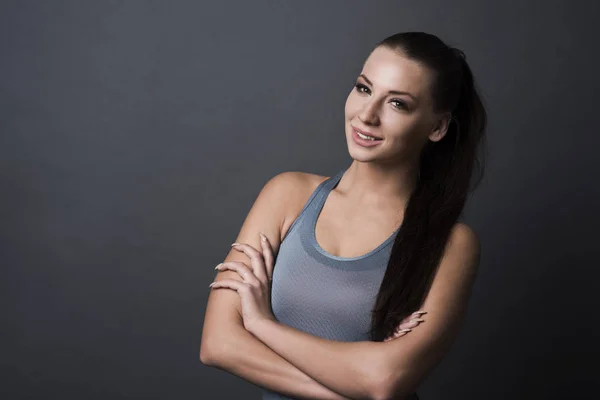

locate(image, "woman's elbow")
[[199, 335, 229, 367], [199, 337, 217, 366], [375, 369, 420, 400]]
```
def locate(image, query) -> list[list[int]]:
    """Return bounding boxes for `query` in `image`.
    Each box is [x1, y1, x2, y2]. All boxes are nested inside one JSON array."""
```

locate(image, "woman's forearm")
[[249, 319, 385, 400], [204, 325, 352, 400]]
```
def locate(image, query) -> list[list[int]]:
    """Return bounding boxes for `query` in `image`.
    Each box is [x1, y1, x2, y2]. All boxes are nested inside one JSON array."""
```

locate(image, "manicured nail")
[[215, 263, 223, 270], [259, 232, 267, 242], [231, 243, 240, 247], [209, 282, 216, 287]]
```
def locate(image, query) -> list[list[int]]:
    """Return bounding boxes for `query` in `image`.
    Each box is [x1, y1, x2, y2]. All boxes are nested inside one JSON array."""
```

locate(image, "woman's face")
[[344, 46, 449, 164]]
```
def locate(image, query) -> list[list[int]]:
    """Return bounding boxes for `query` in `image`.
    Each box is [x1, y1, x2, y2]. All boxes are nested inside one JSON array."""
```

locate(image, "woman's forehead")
[[362, 47, 432, 100]]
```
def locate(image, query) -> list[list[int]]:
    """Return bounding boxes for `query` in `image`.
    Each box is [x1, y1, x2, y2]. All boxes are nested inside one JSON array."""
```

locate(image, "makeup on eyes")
[[354, 80, 412, 110]]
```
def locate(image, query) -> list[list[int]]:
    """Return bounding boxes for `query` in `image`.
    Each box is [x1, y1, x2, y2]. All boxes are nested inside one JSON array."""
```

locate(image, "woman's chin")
[[347, 146, 379, 161]]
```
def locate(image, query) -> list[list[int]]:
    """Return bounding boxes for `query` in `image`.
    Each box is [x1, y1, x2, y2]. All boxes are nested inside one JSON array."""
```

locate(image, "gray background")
[[1, 1, 598, 399]]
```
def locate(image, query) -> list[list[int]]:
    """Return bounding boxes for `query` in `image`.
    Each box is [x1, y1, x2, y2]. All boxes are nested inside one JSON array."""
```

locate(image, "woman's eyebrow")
[[359, 74, 417, 101]]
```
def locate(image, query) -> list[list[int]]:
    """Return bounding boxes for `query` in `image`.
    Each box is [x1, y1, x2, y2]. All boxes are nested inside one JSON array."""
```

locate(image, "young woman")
[[201, 31, 487, 400]]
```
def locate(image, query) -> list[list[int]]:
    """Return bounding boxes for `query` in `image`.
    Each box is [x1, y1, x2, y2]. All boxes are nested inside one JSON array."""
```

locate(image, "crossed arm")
[[242, 223, 480, 400], [202, 222, 479, 399], [201, 172, 354, 399], [200, 173, 480, 399]]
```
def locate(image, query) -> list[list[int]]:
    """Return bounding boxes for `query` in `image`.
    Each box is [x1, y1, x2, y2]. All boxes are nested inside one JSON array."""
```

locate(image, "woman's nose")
[[358, 102, 379, 125]]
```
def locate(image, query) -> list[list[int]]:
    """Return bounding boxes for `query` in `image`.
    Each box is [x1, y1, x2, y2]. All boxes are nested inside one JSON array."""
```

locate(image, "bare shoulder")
[[425, 222, 481, 301], [273, 171, 330, 239], [269, 170, 328, 193], [264, 171, 327, 206], [449, 222, 481, 261], [449, 222, 480, 249], [227, 170, 328, 248], [441, 222, 481, 281]]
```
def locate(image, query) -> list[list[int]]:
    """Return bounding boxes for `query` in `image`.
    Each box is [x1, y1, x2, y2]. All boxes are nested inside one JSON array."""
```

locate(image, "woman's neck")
[[338, 161, 418, 208]]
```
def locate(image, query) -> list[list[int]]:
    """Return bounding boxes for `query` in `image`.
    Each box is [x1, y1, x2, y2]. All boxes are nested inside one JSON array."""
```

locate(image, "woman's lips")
[[352, 128, 383, 147], [351, 125, 382, 139]]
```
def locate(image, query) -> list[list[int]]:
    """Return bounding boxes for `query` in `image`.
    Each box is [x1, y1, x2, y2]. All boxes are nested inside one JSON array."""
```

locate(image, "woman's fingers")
[[209, 278, 248, 293], [384, 329, 411, 342], [398, 311, 427, 328], [230, 242, 268, 282], [258, 232, 275, 282], [385, 311, 428, 341], [399, 317, 425, 329], [387, 330, 409, 339], [215, 261, 261, 286]]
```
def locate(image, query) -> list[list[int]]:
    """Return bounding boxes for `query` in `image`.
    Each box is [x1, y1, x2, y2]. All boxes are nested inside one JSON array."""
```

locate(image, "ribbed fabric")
[[262, 168, 419, 400]]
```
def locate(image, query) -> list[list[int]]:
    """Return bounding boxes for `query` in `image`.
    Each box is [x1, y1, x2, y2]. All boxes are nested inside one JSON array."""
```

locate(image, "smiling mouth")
[[354, 129, 382, 141], [351, 125, 383, 140]]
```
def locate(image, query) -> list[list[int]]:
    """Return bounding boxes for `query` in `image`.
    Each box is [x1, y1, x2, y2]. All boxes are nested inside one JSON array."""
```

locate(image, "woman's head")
[[345, 32, 484, 176]]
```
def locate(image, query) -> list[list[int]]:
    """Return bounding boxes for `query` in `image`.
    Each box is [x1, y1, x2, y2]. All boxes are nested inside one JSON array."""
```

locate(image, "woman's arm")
[[248, 320, 385, 399], [246, 223, 481, 400], [201, 287, 350, 400], [200, 172, 350, 399]]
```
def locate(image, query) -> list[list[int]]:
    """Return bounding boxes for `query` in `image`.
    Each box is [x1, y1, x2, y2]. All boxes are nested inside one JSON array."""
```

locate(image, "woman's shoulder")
[[268, 171, 330, 236], [267, 170, 330, 198], [446, 221, 481, 275], [450, 222, 480, 249]]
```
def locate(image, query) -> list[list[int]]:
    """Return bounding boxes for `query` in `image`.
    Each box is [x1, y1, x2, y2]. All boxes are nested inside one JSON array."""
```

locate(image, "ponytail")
[[368, 33, 487, 341]]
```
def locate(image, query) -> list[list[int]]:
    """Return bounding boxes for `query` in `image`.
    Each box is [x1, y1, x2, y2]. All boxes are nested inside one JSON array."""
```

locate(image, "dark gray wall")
[[1, 1, 597, 399]]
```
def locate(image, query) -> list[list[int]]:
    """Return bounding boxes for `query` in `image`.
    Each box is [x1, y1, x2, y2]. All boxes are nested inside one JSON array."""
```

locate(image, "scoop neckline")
[[309, 169, 402, 262]]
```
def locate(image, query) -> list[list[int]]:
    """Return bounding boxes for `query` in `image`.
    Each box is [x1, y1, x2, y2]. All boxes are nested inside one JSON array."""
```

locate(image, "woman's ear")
[[428, 112, 452, 142]]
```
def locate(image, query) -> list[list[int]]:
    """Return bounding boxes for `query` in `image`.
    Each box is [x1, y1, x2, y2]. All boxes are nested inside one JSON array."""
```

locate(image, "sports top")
[[261, 168, 419, 400]]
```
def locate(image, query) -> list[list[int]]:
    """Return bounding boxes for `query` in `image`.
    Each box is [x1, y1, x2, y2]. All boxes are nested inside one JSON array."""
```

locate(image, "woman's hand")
[[383, 311, 427, 342], [209, 232, 276, 332]]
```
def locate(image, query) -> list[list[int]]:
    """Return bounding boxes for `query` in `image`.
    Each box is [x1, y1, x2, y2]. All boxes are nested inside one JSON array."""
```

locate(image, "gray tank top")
[[262, 169, 419, 400]]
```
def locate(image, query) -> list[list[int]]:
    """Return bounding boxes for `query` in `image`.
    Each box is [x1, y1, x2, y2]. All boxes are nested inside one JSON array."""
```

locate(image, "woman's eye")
[[354, 83, 369, 93], [355, 83, 407, 110], [391, 99, 406, 109]]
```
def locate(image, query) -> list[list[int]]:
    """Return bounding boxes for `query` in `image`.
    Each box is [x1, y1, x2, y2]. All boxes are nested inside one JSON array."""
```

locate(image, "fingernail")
[[231, 243, 240, 247], [413, 318, 425, 322], [209, 282, 216, 287], [215, 263, 223, 270], [259, 232, 267, 242], [400, 328, 412, 333]]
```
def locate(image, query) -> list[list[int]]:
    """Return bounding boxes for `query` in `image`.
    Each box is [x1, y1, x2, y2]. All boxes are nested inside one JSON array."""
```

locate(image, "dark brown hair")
[[368, 32, 487, 341]]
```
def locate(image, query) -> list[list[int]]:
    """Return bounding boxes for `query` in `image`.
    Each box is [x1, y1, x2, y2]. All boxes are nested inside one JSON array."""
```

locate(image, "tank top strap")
[[297, 170, 344, 218], [312, 169, 346, 209], [281, 169, 346, 242]]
